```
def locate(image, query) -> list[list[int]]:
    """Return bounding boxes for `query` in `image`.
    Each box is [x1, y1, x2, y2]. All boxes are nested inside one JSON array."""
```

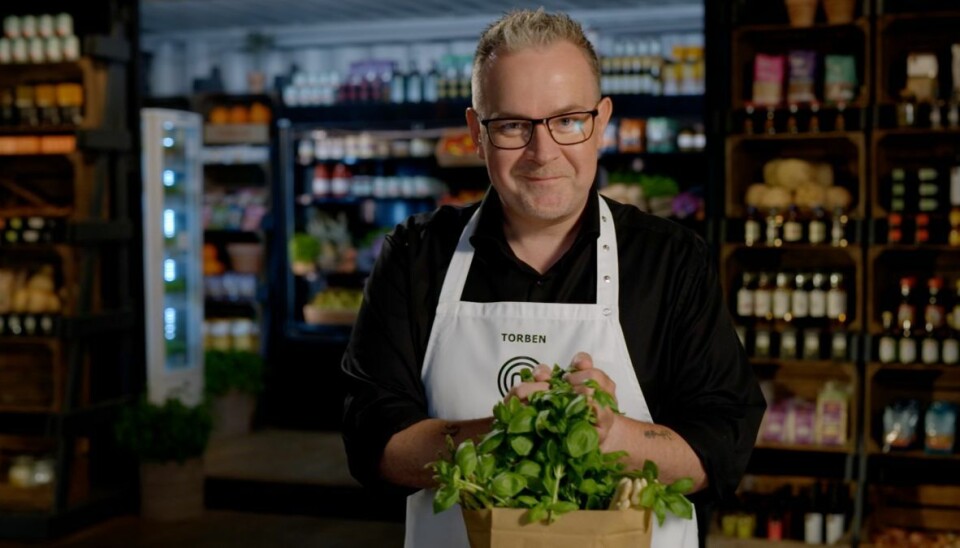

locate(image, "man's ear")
[[466, 107, 486, 161], [593, 96, 614, 152]]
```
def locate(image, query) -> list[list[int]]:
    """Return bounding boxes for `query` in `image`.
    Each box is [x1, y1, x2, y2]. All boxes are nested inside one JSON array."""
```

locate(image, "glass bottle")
[[783, 205, 803, 244], [898, 319, 917, 365], [921, 322, 941, 365], [897, 276, 917, 330], [766, 208, 784, 247], [781, 319, 799, 360], [792, 273, 810, 320], [942, 325, 960, 365], [808, 206, 827, 244], [915, 213, 931, 244], [745, 206, 763, 246], [764, 106, 777, 135], [952, 278, 960, 331], [773, 272, 793, 321], [830, 207, 848, 247], [890, 168, 907, 213], [925, 276, 946, 331], [878, 311, 898, 364], [754, 320, 773, 359], [808, 101, 821, 133], [827, 273, 848, 324], [809, 273, 827, 319], [888, 212, 904, 244], [834, 102, 847, 132], [736, 272, 755, 318], [743, 102, 756, 134], [803, 327, 822, 360], [754, 272, 774, 321], [787, 103, 799, 134]]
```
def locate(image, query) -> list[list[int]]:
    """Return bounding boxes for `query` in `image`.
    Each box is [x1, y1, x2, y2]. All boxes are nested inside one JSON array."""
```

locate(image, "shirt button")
[[602, 216, 608, 223], [602, 307, 612, 316], [602, 244, 610, 251], [603, 275, 611, 283]]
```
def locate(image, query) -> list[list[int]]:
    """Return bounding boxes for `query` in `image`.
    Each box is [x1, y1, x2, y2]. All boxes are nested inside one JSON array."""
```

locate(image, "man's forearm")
[[379, 417, 494, 489], [602, 415, 708, 491]]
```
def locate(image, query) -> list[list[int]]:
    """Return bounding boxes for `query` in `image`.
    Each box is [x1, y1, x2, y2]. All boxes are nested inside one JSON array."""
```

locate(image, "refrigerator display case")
[[141, 108, 204, 406], [275, 107, 488, 342]]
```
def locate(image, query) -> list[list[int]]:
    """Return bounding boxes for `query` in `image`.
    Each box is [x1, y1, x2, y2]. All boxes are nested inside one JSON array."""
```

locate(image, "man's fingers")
[[532, 363, 551, 382], [570, 352, 593, 370], [565, 369, 616, 396], [506, 381, 550, 403]]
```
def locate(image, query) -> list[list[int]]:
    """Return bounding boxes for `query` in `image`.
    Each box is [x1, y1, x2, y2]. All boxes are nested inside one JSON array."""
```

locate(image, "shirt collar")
[[469, 185, 602, 262]]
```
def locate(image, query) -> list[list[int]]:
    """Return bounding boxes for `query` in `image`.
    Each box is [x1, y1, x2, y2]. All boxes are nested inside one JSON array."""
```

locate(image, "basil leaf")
[[477, 454, 496, 483], [434, 485, 460, 514], [516, 459, 541, 478], [508, 409, 535, 434], [564, 394, 588, 418], [578, 478, 599, 495], [455, 440, 477, 478], [565, 421, 599, 458], [516, 495, 539, 507], [527, 504, 549, 524], [667, 477, 694, 495], [491, 471, 527, 499], [551, 501, 578, 515], [477, 429, 504, 454], [666, 493, 694, 520], [642, 459, 659, 481], [640, 483, 657, 508], [510, 435, 534, 456]]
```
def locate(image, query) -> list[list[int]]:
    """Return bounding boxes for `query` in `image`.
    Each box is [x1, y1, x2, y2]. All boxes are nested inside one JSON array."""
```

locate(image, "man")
[[342, 9, 765, 547]]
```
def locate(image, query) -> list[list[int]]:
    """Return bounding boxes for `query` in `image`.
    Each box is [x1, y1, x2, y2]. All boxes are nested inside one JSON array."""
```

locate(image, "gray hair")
[[471, 8, 601, 113]]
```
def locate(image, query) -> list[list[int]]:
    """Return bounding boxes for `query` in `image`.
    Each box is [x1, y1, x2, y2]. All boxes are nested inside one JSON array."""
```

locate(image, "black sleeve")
[[341, 224, 430, 489], [657, 238, 766, 503]]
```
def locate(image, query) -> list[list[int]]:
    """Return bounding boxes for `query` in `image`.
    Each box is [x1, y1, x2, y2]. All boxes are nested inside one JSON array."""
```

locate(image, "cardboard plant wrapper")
[[462, 507, 653, 548]]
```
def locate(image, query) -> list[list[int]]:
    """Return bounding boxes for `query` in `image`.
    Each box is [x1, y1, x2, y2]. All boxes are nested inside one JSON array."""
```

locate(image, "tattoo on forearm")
[[644, 430, 674, 440], [441, 423, 461, 439]]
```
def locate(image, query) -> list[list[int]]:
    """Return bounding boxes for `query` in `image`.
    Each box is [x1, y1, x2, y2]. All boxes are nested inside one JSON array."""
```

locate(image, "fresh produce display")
[[0, 265, 61, 314], [430, 365, 694, 526]]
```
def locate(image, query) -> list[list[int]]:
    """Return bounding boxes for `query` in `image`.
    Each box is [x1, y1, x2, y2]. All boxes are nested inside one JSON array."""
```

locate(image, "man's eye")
[[495, 121, 526, 134]]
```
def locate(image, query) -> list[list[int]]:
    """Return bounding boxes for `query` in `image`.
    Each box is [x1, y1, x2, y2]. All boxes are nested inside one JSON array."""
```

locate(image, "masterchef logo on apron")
[[497, 356, 540, 397]]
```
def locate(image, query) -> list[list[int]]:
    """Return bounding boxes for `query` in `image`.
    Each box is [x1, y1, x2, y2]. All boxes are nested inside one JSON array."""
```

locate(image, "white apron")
[[405, 197, 698, 547]]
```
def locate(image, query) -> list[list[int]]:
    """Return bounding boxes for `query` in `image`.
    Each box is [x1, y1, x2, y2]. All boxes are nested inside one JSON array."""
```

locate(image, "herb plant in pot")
[[205, 349, 264, 439], [431, 366, 693, 547], [115, 397, 213, 521]]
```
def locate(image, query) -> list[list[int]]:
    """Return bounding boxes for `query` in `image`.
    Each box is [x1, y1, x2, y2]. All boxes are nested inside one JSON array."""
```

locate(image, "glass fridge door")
[[142, 108, 204, 406]]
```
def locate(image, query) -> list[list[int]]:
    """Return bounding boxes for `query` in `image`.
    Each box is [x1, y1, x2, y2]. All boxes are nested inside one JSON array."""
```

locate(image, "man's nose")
[[524, 122, 560, 162]]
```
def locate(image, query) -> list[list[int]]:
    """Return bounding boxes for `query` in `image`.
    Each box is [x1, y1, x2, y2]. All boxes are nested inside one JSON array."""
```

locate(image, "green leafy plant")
[[430, 365, 693, 525], [204, 349, 264, 398], [115, 397, 212, 464], [289, 233, 321, 264]]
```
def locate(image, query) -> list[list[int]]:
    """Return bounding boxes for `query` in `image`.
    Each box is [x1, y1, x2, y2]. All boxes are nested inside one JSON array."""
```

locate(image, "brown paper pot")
[[211, 389, 257, 439], [823, 0, 856, 23], [463, 507, 653, 548], [140, 458, 204, 521], [785, 0, 818, 27]]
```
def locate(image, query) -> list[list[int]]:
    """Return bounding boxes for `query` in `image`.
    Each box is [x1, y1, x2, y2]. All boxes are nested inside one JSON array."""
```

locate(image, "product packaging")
[[752, 54, 785, 106], [824, 55, 858, 103], [906, 52, 939, 103], [816, 381, 849, 446], [882, 399, 920, 451], [787, 50, 818, 104], [924, 401, 957, 455]]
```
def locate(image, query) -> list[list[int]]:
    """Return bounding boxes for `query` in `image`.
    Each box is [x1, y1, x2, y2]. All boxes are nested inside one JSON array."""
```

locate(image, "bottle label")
[[943, 338, 959, 364], [922, 338, 940, 364], [804, 513, 824, 544], [808, 220, 826, 244], [899, 304, 916, 328], [825, 513, 846, 544], [792, 291, 809, 318], [832, 332, 847, 360], [745, 220, 761, 245], [754, 330, 771, 358], [809, 290, 827, 318], [827, 290, 847, 320], [773, 290, 791, 319], [878, 337, 897, 363], [783, 221, 802, 242], [925, 304, 945, 329], [755, 290, 772, 318], [899, 338, 917, 364], [737, 288, 754, 317], [803, 330, 822, 360]]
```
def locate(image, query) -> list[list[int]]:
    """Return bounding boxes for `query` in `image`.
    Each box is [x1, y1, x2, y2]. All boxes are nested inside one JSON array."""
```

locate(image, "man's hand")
[[504, 363, 551, 403], [564, 352, 619, 446]]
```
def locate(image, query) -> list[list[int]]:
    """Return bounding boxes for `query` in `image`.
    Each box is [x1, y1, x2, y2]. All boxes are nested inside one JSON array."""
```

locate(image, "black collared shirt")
[[341, 189, 765, 537]]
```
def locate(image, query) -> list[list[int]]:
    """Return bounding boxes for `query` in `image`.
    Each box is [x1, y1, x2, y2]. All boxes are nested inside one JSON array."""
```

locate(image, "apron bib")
[[404, 197, 698, 547]]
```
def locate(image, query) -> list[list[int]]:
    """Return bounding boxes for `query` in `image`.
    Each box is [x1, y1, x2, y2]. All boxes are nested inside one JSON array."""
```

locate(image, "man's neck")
[[502, 210, 582, 275]]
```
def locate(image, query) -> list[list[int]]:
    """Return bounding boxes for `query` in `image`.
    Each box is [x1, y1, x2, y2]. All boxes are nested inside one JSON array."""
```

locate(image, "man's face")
[[467, 41, 612, 227]]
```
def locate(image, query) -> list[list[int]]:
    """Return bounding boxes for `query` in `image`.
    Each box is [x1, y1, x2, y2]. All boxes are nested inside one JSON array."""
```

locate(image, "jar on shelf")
[[208, 319, 232, 351], [230, 319, 258, 353], [8, 455, 36, 488]]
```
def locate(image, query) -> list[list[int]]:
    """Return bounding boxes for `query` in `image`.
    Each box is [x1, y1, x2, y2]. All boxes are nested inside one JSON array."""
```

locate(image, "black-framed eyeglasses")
[[479, 107, 600, 150]]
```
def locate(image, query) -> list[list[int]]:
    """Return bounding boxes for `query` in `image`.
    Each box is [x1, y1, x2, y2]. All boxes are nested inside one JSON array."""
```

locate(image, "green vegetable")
[[115, 397, 212, 464], [288, 233, 321, 263], [204, 349, 265, 398], [430, 365, 694, 525]]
